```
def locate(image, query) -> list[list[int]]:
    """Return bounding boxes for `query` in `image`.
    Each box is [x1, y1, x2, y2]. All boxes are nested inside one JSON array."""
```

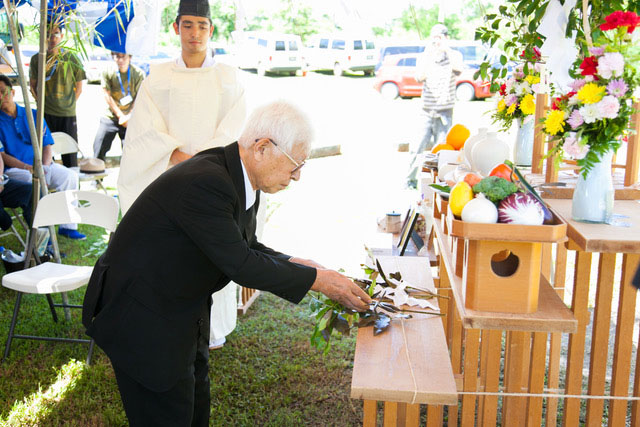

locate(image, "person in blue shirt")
[[0, 74, 84, 240], [0, 141, 32, 231]]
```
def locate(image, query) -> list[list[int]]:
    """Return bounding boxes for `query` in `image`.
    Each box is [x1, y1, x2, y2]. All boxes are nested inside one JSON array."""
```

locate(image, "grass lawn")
[[0, 224, 363, 426]]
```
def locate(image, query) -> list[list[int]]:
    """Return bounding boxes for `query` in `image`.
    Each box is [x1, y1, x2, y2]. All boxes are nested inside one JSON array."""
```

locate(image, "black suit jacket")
[[82, 143, 316, 391]]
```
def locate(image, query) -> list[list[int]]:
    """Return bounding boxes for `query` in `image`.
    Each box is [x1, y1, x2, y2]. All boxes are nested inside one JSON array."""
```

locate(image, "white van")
[[304, 34, 377, 76], [233, 31, 303, 76]]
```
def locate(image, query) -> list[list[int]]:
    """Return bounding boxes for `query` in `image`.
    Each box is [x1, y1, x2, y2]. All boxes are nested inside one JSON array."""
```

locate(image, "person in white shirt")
[[117, 0, 246, 350]]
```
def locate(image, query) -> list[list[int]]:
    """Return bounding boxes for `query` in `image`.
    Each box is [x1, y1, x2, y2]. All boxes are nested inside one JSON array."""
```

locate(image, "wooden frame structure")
[[416, 193, 640, 426]]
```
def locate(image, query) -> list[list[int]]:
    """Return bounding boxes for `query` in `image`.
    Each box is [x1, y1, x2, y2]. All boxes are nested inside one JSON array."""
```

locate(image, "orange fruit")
[[462, 173, 482, 188], [431, 143, 455, 154], [446, 124, 471, 150]]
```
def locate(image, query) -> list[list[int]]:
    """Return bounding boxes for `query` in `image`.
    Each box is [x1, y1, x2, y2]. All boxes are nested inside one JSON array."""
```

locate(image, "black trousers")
[[0, 180, 33, 230], [112, 325, 211, 426], [93, 117, 127, 161], [44, 113, 78, 168]]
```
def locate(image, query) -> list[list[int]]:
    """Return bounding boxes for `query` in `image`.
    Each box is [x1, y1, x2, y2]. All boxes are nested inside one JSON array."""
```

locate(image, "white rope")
[[394, 257, 419, 405], [399, 318, 419, 405], [457, 391, 640, 401]]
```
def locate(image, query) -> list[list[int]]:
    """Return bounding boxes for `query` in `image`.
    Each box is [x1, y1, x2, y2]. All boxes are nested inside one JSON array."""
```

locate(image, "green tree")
[[396, 6, 460, 40], [210, 0, 236, 42]]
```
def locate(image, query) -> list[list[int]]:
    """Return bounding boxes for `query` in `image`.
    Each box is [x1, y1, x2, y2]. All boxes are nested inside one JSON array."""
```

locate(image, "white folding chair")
[[2, 190, 119, 364], [51, 132, 111, 195]]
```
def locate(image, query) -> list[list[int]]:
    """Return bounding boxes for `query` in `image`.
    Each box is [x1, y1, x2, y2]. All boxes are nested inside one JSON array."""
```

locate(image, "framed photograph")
[[397, 208, 419, 256]]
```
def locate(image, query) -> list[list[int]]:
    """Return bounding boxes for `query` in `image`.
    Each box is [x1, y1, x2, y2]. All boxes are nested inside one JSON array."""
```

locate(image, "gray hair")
[[238, 100, 314, 155]]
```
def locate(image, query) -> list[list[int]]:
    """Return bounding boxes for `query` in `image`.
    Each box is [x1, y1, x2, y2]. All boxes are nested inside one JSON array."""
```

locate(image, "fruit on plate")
[[489, 163, 516, 182], [461, 194, 498, 223], [462, 172, 482, 188], [446, 124, 471, 150], [431, 143, 455, 153], [449, 181, 474, 217]]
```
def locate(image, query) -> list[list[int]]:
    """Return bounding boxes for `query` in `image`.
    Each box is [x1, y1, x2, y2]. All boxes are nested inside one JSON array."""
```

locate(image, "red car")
[[373, 53, 493, 101]]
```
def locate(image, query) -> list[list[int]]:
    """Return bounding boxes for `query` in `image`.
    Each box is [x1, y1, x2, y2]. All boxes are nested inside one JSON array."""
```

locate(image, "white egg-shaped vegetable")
[[461, 194, 498, 223]]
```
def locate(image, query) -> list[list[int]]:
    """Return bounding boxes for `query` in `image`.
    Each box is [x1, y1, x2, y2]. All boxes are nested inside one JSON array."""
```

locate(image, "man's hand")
[[169, 149, 192, 165], [119, 113, 131, 127], [311, 269, 372, 312]]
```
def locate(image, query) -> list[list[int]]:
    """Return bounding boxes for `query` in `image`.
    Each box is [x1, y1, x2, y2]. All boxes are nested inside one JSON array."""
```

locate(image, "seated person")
[[0, 74, 84, 240], [0, 142, 32, 231]]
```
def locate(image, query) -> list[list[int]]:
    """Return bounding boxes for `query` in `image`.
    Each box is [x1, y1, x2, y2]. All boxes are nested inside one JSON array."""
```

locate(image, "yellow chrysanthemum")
[[525, 75, 540, 85], [520, 94, 536, 115], [577, 83, 605, 104], [497, 99, 506, 112], [544, 110, 566, 135], [506, 103, 517, 115]]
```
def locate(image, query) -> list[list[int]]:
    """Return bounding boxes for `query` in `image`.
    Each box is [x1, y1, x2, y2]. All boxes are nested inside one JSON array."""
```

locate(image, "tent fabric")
[[11, 0, 137, 53]]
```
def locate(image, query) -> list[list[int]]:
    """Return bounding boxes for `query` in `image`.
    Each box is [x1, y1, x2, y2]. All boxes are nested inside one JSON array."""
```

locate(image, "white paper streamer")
[[537, 0, 579, 92]]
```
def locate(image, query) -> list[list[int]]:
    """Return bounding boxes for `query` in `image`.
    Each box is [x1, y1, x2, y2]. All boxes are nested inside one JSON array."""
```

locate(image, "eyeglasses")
[[112, 54, 128, 60], [256, 138, 306, 174]]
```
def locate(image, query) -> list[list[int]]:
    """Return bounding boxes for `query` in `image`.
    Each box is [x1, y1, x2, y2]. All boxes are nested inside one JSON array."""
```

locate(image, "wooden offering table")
[[432, 208, 577, 426], [351, 256, 457, 426], [545, 199, 640, 426]]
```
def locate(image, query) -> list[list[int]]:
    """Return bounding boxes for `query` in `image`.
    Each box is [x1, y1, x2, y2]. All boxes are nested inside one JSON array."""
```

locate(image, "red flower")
[[579, 56, 598, 76], [519, 46, 542, 61], [551, 97, 562, 110], [600, 11, 640, 33], [499, 83, 507, 96]]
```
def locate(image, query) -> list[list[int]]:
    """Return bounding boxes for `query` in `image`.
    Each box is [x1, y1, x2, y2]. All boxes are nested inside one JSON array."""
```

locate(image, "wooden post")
[[585, 253, 617, 426], [461, 329, 480, 426], [532, 93, 549, 174], [608, 254, 640, 426], [625, 104, 640, 186], [563, 251, 593, 426]]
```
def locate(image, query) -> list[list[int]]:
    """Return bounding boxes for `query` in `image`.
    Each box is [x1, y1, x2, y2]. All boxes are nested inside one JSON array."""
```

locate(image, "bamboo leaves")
[[308, 258, 444, 353]]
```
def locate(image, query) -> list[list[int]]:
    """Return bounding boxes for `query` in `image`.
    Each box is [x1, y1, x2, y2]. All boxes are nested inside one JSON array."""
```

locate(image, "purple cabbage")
[[497, 192, 545, 225]]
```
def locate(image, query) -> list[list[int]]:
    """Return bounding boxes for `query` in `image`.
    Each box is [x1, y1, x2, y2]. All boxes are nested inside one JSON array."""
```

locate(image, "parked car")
[[304, 34, 377, 76], [375, 41, 427, 71], [83, 52, 112, 84], [210, 42, 235, 67], [131, 51, 172, 75], [372, 53, 493, 101], [233, 31, 302, 76]]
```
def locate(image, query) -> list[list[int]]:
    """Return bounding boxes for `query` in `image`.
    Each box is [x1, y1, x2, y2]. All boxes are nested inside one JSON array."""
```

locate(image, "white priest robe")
[[117, 58, 246, 345]]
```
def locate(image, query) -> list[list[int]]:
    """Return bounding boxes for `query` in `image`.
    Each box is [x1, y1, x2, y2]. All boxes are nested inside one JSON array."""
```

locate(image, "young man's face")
[[48, 26, 63, 52], [112, 52, 131, 71], [173, 15, 214, 56]]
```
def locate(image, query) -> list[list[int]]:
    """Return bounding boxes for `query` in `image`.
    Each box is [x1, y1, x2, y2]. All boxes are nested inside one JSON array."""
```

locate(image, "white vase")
[[571, 150, 614, 223], [471, 132, 511, 176], [463, 127, 488, 169], [514, 117, 534, 167]]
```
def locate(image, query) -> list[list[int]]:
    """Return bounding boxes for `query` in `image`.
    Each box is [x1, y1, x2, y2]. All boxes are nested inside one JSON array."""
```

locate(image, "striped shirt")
[[417, 48, 463, 112]]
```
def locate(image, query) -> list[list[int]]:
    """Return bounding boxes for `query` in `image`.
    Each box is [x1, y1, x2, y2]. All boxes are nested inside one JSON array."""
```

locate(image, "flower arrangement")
[[492, 53, 542, 132], [542, 11, 640, 177]]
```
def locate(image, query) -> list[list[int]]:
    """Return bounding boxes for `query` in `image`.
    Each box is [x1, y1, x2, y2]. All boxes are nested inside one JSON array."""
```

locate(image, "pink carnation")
[[588, 46, 606, 56], [563, 133, 588, 160], [597, 95, 620, 119], [607, 79, 628, 97], [597, 52, 625, 79], [505, 94, 518, 106], [567, 109, 584, 129], [570, 79, 587, 91]]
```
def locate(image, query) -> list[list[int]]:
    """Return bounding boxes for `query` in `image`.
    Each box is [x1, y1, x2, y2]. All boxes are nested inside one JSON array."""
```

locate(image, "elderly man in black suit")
[[82, 100, 371, 426]]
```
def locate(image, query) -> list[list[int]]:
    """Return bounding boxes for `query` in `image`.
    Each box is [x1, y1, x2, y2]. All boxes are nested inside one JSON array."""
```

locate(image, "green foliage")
[[475, 0, 640, 85], [472, 176, 519, 204], [397, 7, 460, 40]]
